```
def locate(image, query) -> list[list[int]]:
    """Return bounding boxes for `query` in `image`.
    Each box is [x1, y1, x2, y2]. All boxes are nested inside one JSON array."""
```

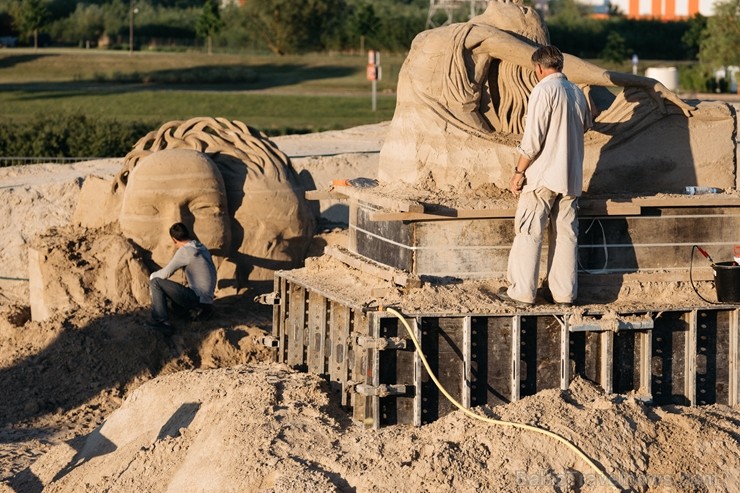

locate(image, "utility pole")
[[129, 2, 138, 55]]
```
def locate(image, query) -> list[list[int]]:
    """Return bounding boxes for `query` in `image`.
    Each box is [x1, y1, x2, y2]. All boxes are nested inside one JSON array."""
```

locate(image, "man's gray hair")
[[531, 45, 564, 71]]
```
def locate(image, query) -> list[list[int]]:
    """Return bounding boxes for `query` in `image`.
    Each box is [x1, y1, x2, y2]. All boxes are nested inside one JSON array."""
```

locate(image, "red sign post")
[[367, 50, 381, 111]]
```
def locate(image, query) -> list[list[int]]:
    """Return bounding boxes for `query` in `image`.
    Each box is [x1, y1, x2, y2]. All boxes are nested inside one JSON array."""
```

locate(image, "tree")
[[196, 0, 222, 55], [242, 0, 347, 55], [699, 0, 740, 69], [600, 31, 628, 64], [16, 0, 49, 49], [348, 2, 380, 52], [681, 13, 706, 60]]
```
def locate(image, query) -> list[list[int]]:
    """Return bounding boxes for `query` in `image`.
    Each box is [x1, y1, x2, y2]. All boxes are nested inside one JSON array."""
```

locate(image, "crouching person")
[[147, 222, 216, 335]]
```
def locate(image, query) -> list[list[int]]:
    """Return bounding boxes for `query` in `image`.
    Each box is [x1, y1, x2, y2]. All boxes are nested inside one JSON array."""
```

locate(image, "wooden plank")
[[341, 186, 424, 212], [325, 245, 420, 287], [305, 190, 348, 201], [581, 200, 642, 216], [369, 209, 515, 222], [633, 195, 740, 208], [367, 200, 640, 222]]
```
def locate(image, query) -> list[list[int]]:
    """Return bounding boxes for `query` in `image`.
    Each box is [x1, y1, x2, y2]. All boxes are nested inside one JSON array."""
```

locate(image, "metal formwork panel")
[[469, 315, 513, 408], [272, 272, 740, 428], [306, 291, 328, 374], [418, 317, 465, 424], [286, 283, 307, 367], [651, 311, 689, 405], [376, 316, 415, 427]]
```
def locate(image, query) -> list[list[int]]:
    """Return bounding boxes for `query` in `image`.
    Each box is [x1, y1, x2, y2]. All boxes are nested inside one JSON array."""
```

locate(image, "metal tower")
[[426, 0, 489, 28]]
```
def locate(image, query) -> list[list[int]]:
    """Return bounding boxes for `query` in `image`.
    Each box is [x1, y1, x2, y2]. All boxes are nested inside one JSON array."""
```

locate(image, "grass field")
[[0, 48, 403, 133]]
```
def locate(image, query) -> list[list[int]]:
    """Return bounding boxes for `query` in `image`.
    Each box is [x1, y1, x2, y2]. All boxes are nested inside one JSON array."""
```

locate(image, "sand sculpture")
[[28, 118, 315, 320], [379, 0, 738, 193], [114, 118, 315, 287]]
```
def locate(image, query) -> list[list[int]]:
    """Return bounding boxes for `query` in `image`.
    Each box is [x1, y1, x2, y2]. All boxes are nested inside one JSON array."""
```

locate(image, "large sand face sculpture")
[[379, 0, 737, 193], [120, 149, 231, 267], [76, 117, 315, 292]]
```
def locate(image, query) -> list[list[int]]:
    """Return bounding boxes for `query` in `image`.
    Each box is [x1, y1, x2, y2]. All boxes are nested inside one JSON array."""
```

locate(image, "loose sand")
[[1, 124, 740, 493]]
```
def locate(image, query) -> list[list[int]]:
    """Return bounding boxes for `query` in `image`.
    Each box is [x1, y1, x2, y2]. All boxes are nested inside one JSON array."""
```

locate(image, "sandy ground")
[[1, 123, 740, 492]]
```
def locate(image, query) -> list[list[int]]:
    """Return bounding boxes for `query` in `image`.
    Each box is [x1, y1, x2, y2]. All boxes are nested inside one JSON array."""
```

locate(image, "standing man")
[[497, 45, 592, 308], [147, 222, 217, 334]]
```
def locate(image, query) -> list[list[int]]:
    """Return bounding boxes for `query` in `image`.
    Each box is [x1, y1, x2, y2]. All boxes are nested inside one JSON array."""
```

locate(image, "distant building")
[[581, 0, 722, 19]]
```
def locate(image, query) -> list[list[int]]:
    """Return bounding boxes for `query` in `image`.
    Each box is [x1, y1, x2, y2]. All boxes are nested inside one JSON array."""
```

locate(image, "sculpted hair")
[[531, 45, 564, 71], [169, 222, 192, 242]]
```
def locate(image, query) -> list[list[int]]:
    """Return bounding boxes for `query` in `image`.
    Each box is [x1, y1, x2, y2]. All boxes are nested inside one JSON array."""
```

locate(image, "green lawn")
[[0, 48, 402, 133]]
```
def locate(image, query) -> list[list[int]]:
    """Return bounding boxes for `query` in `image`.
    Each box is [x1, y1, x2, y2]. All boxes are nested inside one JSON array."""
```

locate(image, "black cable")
[[690, 245, 720, 305]]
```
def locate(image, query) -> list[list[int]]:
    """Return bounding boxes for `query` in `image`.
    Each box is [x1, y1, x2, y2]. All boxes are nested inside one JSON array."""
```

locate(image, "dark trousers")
[[149, 277, 200, 322]]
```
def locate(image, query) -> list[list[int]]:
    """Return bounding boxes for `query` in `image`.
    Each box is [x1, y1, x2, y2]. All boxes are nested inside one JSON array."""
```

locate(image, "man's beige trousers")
[[506, 187, 579, 304]]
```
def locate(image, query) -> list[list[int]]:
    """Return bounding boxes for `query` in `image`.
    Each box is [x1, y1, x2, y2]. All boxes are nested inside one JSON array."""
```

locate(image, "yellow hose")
[[386, 307, 620, 491]]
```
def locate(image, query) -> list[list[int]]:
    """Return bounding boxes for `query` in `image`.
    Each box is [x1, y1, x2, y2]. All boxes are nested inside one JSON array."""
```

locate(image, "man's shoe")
[[146, 319, 175, 337], [542, 289, 575, 308], [496, 287, 535, 307], [190, 303, 214, 321]]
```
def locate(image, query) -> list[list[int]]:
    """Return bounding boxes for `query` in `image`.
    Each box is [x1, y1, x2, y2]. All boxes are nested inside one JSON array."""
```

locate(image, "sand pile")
[[0, 159, 122, 304], [0, 294, 274, 482], [10, 365, 740, 492]]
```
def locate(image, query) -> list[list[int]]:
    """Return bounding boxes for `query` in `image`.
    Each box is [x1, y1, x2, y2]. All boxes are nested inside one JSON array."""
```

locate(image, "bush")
[[0, 114, 153, 161], [677, 64, 714, 92]]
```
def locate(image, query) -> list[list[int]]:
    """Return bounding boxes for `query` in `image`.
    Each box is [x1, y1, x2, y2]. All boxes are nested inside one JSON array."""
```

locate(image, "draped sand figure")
[[379, 0, 736, 193]]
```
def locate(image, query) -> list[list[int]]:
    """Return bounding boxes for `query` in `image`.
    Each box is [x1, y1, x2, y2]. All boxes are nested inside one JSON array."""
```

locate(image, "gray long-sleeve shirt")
[[150, 240, 217, 304]]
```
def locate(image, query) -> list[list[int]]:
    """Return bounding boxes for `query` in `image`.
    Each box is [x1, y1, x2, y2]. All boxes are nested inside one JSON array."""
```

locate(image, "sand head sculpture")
[[74, 117, 315, 294], [119, 149, 231, 268]]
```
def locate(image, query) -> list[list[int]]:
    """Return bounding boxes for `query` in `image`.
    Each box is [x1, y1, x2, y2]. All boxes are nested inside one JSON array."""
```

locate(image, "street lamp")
[[129, 3, 138, 55]]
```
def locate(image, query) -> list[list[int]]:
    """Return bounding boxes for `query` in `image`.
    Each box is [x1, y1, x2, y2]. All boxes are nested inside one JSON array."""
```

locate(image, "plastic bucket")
[[714, 262, 740, 303]]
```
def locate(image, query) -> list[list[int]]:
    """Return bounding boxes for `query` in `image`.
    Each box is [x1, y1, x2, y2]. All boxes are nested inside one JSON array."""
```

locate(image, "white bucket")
[[645, 67, 679, 92]]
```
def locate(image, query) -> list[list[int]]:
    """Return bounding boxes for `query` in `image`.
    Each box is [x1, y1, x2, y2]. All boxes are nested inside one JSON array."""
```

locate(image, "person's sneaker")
[[496, 287, 535, 308], [190, 303, 214, 321], [145, 319, 175, 337], [542, 289, 575, 308]]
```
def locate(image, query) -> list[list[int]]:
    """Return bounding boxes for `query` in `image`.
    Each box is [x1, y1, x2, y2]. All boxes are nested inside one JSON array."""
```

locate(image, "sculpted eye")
[[191, 203, 223, 215]]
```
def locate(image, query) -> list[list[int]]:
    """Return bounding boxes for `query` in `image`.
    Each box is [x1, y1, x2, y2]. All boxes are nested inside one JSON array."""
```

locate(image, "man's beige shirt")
[[517, 72, 592, 197]]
